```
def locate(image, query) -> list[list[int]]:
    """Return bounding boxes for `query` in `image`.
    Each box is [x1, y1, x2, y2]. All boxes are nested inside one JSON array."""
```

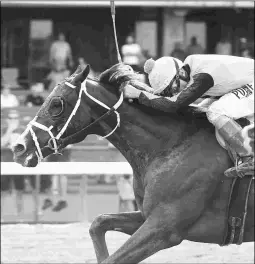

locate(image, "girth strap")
[[221, 175, 254, 246]]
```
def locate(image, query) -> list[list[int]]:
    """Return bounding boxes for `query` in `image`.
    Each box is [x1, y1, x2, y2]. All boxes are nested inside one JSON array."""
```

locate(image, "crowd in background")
[[119, 33, 254, 80], [1, 32, 253, 110], [1, 30, 253, 221], [1, 108, 70, 222], [1, 32, 74, 221]]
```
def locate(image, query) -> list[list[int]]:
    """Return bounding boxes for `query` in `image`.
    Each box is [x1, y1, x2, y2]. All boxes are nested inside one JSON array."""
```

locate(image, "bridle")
[[25, 80, 124, 161]]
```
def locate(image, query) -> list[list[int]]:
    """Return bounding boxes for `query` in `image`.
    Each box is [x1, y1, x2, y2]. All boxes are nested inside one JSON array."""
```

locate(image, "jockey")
[[122, 54, 254, 177]]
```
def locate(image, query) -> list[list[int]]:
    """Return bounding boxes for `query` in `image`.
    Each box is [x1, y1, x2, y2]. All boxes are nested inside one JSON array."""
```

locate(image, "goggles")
[[166, 59, 189, 96]]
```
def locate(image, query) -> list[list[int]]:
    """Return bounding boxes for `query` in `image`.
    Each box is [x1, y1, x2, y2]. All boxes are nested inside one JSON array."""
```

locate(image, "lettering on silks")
[[232, 84, 253, 99]]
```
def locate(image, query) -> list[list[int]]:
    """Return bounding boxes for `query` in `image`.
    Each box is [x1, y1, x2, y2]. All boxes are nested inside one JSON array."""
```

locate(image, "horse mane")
[[98, 63, 209, 124], [99, 63, 143, 86]]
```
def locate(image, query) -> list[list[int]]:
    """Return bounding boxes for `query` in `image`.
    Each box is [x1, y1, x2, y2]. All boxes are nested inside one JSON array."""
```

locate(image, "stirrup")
[[224, 156, 254, 178]]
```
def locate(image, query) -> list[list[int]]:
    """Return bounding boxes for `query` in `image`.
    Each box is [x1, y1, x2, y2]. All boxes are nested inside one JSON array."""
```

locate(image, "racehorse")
[[12, 64, 254, 263]]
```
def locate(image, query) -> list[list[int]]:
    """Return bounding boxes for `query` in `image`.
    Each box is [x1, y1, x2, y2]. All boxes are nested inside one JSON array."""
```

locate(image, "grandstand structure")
[[1, 1, 254, 85]]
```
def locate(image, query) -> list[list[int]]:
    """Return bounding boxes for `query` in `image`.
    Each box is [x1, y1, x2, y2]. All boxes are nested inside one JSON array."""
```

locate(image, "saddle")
[[191, 98, 254, 246]]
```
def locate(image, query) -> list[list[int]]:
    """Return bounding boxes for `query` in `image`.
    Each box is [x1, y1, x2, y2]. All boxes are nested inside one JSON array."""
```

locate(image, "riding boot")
[[214, 115, 254, 177]]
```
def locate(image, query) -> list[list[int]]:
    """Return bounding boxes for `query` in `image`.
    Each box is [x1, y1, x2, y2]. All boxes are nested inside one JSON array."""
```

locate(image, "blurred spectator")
[[46, 69, 70, 92], [24, 83, 45, 107], [1, 110, 20, 148], [142, 49, 151, 61], [239, 38, 248, 53], [28, 174, 52, 198], [41, 148, 71, 212], [140, 50, 152, 84], [77, 57, 99, 78], [237, 38, 254, 58], [46, 32, 73, 93], [171, 42, 187, 62], [139, 49, 153, 66], [78, 57, 88, 70], [1, 68, 20, 89], [215, 37, 232, 55], [186, 36, 204, 56], [116, 174, 136, 212], [240, 48, 253, 59], [1, 110, 24, 222], [1, 85, 19, 109], [121, 34, 142, 72], [50, 32, 73, 72]]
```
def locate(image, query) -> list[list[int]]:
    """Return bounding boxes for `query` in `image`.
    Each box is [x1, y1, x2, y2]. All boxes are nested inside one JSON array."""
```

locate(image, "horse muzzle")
[[13, 149, 39, 167]]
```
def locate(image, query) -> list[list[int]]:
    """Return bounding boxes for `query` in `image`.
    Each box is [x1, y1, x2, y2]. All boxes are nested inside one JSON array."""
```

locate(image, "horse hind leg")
[[89, 211, 144, 263]]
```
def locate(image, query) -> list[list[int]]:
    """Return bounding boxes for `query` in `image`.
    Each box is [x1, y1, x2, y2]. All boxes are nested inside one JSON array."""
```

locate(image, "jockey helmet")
[[144, 56, 183, 94]]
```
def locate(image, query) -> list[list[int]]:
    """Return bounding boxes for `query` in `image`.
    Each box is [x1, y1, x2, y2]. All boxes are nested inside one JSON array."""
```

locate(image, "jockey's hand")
[[122, 84, 141, 99], [130, 80, 154, 93]]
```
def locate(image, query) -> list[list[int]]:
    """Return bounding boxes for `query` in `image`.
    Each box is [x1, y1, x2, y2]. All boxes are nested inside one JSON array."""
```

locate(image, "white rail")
[[1, 162, 133, 223], [1, 162, 132, 175], [1, 1, 254, 8]]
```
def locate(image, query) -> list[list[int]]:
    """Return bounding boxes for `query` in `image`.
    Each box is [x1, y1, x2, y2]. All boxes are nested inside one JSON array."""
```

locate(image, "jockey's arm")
[[138, 73, 214, 113]]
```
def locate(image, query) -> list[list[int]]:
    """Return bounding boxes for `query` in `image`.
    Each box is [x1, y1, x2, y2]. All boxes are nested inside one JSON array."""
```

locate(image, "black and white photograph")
[[1, 0, 254, 263]]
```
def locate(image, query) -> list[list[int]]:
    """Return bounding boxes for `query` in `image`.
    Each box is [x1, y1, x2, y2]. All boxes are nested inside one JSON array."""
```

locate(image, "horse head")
[[12, 64, 105, 167]]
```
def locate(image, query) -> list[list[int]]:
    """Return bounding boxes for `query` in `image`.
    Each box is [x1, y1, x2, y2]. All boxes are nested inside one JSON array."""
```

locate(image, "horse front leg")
[[101, 213, 183, 264], [89, 211, 144, 263]]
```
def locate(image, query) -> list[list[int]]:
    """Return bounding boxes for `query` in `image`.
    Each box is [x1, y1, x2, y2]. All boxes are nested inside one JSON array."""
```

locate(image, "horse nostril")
[[14, 143, 26, 155]]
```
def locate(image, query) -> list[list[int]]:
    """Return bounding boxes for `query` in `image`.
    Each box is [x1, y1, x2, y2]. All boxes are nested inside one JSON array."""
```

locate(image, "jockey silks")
[[184, 55, 254, 97], [139, 55, 254, 113]]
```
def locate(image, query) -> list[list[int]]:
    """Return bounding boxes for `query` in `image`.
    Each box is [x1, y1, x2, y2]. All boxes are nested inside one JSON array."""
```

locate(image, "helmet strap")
[[179, 65, 190, 83], [166, 59, 181, 94]]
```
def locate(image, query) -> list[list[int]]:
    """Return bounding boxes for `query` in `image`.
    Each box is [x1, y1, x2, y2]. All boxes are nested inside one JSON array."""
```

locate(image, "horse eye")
[[49, 98, 64, 117]]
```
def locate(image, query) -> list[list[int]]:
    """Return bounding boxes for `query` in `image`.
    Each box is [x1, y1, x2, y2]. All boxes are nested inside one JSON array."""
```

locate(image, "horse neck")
[[85, 80, 195, 174]]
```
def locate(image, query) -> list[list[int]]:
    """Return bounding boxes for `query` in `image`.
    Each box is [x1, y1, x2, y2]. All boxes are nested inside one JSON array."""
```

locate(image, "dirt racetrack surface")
[[1, 223, 254, 263]]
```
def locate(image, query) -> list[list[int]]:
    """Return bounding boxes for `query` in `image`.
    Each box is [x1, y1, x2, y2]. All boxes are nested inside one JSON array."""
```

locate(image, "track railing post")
[[79, 175, 88, 222], [33, 174, 40, 223]]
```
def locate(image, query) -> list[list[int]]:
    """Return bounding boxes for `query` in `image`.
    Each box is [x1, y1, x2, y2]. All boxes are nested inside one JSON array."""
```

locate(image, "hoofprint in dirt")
[[1, 223, 254, 263]]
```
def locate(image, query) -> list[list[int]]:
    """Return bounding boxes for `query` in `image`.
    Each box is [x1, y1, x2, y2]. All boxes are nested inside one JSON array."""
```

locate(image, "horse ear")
[[82, 64, 90, 79], [73, 65, 83, 75], [74, 65, 90, 83]]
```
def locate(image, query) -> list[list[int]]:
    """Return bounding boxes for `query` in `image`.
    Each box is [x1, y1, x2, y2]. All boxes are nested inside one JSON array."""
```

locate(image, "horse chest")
[[133, 175, 145, 209]]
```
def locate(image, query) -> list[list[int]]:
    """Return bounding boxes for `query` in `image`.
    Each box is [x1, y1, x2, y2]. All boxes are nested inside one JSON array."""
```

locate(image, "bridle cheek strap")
[[57, 80, 123, 139], [82, 80, 123, 138], [55, 81, 84, 140]]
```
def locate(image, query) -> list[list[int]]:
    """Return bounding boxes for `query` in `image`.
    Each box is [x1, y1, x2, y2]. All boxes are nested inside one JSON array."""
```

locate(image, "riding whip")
[[110, 0, 122, 63]]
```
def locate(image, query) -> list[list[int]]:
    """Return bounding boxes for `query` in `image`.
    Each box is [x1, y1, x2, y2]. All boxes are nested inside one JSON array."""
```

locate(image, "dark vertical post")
[[157, 8, 164, 58], [34, 174, 41, 223]]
